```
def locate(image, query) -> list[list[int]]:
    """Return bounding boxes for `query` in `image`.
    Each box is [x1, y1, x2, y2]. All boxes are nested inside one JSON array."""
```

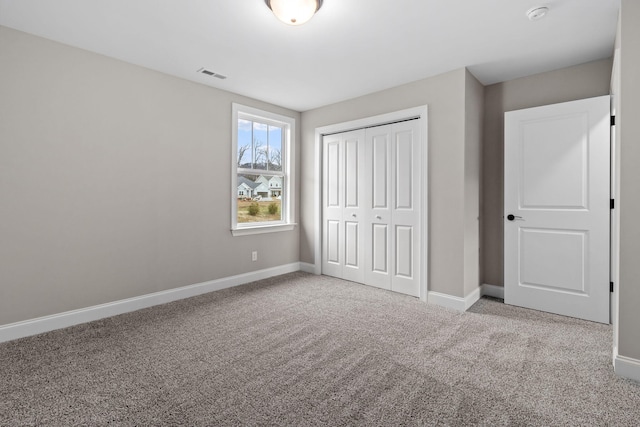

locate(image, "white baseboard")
[[429, 284, 506, 312], [0, 262, 302, 344], [614, 348, 640, 383], [427, 292, 464, 311], [299, 262, 317, 274], [464, 287, 482, 310], [481, 283, 505, 299], [428, 287, 481, 312]]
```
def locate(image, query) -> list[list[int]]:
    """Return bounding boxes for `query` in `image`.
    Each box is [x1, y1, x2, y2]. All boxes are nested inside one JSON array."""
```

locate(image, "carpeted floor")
[[1, 272, 639, 426]]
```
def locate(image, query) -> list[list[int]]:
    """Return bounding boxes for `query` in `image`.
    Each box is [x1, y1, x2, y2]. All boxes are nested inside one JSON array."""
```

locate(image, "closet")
[[322, 119, 422, 297]]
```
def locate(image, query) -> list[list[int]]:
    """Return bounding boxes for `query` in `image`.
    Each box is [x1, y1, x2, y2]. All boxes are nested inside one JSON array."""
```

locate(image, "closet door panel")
[[368, 223, 391, 290], [323, 130, 365, 283], [365, 126, 392, 289], [326, 142, 341, 207], [391, 120, 421, 297], [344, 221, 359, 267], [395, 225, 413, 278], [372, 133, 389, 209], [322, 136, 343, 278], [326, 220, 341, 264], [372, 224, 388, 272], [342, 131, 365, 282], [395, 130, 414, 210], [345, 138, 359, 208]]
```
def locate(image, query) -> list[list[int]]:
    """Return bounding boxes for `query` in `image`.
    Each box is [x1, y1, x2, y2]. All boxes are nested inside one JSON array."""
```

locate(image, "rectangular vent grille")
[[197, 68, 227, 79]]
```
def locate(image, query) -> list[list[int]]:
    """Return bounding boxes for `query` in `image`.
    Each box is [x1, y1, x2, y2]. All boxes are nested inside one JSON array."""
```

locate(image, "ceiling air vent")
[[197, 68, 227, 79]]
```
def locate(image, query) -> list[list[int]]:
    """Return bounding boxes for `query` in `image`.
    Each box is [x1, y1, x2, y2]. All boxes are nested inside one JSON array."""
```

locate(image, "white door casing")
[[504, 95, 610, 323]]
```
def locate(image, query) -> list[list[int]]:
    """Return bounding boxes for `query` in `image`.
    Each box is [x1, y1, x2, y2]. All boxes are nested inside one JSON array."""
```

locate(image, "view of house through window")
[[236, 117, 285, 224]]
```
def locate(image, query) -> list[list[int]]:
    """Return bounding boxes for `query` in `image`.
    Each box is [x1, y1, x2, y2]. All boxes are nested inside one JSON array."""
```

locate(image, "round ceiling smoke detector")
[[527, 6, 549, 21]]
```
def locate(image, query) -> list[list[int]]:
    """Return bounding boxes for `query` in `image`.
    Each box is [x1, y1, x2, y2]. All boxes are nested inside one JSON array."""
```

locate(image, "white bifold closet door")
[[322, 129, 366, 284], [322, 119, 421, 297]]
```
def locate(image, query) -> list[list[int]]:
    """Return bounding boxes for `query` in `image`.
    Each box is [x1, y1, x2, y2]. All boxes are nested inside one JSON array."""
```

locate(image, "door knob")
[[507, 214, 523, 221], [375, 215, 381, 219], [352, 213, 357, 217]]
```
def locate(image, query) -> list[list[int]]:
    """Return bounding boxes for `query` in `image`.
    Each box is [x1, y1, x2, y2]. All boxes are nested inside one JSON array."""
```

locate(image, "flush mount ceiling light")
[[265, 0, 323, 26], [526, 6, 549, 21]]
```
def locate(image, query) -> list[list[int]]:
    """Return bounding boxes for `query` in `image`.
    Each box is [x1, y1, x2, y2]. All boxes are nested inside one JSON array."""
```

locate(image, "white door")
[[364, 121, 421, 296], [322, 130, 365, 283], [364, 125, 392, 290], [322, 120, 421, 298], [504, 95, 610, 323]]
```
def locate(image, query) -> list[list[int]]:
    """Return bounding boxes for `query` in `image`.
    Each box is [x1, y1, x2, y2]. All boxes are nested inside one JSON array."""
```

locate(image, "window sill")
[[231, 223, 297, 237]]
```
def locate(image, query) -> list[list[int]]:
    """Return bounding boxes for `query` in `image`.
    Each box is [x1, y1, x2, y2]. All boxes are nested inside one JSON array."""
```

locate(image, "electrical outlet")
[[252, 251, 258, 262]]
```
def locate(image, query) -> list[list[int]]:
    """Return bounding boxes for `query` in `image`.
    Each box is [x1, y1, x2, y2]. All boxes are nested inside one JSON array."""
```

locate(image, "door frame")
[[312, 105, 429, 300]]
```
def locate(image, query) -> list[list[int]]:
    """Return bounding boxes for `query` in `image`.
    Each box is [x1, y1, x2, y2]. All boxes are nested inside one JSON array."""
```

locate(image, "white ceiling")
[[0, 0, 620, 112]]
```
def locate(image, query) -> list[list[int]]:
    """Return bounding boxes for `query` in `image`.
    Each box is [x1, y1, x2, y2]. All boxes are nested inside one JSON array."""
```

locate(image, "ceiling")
[[0, 0, 620, 112]]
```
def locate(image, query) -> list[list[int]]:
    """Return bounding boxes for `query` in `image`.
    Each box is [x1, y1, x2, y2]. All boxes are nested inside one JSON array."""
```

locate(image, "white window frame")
[[231, 103, 296, 236]]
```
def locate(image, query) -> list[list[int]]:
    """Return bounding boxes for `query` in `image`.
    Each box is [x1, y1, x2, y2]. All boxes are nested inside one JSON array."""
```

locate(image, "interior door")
[[364, 120, 421, 297], [364, 126, 392, 290], [504, 95, 610, 323], [322, 130, 365, 283], [390, 120, 421, 296]]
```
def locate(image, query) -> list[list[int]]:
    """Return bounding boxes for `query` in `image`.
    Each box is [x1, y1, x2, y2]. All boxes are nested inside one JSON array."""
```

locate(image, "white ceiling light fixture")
[[527, 6, 549, 21], [265, 0, 323, 26]]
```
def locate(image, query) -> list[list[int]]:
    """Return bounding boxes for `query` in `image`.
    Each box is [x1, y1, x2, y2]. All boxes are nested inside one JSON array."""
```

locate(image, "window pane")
[[268, 126, 283, 171], [253, 122, 268, 169], [236, 174, 283, 223], [237, 119, 252, 168]]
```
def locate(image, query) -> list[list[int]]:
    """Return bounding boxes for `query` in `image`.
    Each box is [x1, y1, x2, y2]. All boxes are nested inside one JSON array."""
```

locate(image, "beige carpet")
[[1, 272, 639, 426]]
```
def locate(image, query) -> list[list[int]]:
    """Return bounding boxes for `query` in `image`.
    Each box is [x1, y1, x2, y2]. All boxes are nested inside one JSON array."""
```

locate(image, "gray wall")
[[300, 68, 482, 298], [464, 70, 484, 296], [0, 26, 300, 325], [481, 58, 613, 286], [617, 0, 640, 361], [2, 21, 624, 340]]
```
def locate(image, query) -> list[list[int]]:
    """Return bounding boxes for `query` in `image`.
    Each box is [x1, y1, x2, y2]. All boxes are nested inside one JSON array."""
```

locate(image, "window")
[[231, 104, 296, 236]]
